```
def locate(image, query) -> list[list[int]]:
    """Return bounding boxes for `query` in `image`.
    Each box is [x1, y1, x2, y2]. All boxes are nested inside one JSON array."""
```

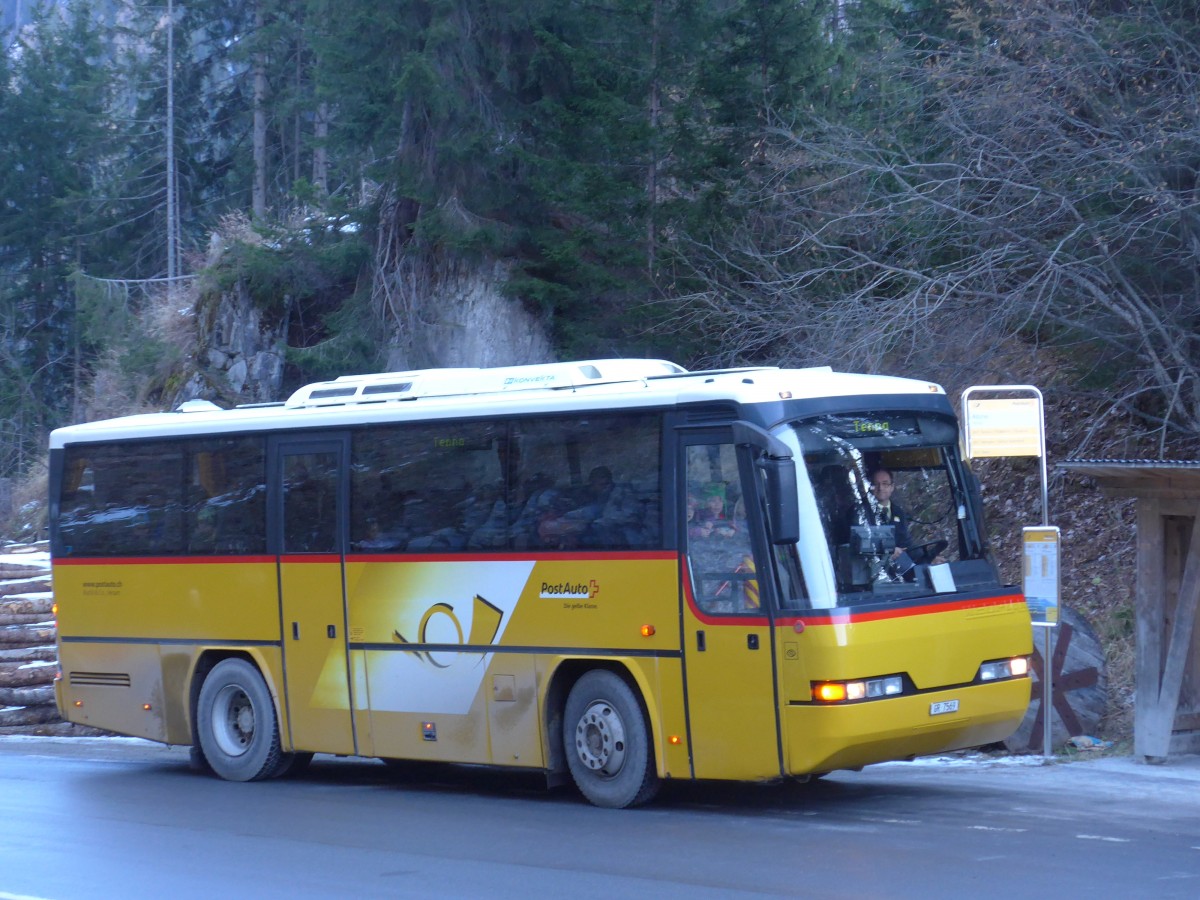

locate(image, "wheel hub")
[[212, 685, 255, 758], [574, 700, 626, 776]]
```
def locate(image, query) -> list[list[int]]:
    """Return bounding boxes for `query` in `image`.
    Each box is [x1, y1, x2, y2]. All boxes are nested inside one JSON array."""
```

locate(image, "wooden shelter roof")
[[1059, 459, 1200, 499]]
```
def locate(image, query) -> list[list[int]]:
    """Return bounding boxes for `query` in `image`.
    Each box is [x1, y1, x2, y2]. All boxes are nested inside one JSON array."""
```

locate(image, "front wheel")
[[563, 670, 660, 808], [196, 658, 285, 782]]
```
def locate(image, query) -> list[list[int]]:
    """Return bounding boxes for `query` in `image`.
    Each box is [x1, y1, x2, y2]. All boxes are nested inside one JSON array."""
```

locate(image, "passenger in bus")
[[687, 493, 713, 539], [688, 490, 756, 612], [508, 473, 558, 549], [696, 484, 728, 525], [464, 481, 509, 549], [536, 467, 611, 548], [583, 467, 646, 548], [699, 484, 741, 539], [536, 466, 642, 549]]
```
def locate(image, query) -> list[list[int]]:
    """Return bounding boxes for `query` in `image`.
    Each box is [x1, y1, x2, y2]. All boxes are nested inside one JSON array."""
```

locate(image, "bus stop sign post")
[[962, 386, 1055, 760]]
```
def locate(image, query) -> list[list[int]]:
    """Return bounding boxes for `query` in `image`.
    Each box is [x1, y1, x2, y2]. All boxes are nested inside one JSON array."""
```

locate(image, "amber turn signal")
[[812, 683, 847, 703]]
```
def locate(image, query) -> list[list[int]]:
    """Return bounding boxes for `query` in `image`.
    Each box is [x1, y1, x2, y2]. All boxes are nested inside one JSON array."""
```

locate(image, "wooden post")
[[1135, 498, 1165, 759]]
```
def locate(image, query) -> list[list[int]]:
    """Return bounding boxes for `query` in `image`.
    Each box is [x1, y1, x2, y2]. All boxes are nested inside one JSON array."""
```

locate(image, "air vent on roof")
[[308, 387, 358, 400], [362, 382, 412, 396], [285, 359, 687, 408]]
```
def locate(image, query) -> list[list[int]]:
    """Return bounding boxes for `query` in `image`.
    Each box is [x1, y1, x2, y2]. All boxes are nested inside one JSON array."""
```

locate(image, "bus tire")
[[196, 658, 285, 782], [563, 670, 660, 808]]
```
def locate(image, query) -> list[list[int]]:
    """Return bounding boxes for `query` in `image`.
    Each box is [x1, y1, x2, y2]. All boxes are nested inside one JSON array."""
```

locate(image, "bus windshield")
[[791, 411, 998, 607]]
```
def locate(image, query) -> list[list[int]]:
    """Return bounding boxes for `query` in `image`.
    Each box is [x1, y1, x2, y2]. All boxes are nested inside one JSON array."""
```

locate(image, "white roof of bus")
[[48, 359, 946, 448]]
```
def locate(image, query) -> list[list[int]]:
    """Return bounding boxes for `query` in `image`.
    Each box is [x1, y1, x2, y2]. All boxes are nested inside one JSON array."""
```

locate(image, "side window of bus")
[[58, 443, 186, 556], [282, 451, 339, 553], [188, 438, 267, 554], [349, 414, 661, 554], [685, 443, 760, 613], [351, 422, 503, 552], [511, 413, 662, 552]]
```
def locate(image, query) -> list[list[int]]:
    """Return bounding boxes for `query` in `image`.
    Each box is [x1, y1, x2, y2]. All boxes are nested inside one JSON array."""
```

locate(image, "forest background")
[[2, 0, 1199, 741]]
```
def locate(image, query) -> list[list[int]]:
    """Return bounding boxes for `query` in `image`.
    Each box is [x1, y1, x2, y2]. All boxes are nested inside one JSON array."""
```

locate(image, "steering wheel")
[[907, 540, 949, 565]]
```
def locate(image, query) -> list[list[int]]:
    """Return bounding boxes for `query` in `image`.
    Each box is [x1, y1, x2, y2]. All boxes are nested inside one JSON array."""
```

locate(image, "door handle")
[[327, 624, 337, 639], [696, 630, 706, 652], [747, 634, 759, 650]]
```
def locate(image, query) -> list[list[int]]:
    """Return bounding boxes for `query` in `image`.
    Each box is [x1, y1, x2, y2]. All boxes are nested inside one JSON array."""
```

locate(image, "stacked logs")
[[0, 547, 69, 733]]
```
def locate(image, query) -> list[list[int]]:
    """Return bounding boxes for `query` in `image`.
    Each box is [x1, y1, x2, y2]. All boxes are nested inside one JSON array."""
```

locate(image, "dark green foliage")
[[283, 287, 382, 383], [9, 0, 1194, 473], [215, 223, 369, 317], [0, 1, 122, 470]]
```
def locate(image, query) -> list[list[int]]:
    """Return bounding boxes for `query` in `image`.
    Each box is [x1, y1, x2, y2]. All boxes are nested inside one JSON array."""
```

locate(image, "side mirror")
[[728, 420, 800, 544], [759, 455, 799, 545]]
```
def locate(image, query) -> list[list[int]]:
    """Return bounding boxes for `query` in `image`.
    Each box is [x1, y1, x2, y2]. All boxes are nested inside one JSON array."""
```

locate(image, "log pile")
[[0, 545, 99, 735]]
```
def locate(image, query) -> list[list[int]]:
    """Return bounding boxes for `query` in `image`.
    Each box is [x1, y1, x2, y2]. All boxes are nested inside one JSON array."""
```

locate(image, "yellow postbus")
[[50, 359, 1030, 807]]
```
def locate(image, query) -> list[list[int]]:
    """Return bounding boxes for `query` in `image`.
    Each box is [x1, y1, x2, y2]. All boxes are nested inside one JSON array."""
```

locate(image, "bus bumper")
[[783, 677, 1030, 775]]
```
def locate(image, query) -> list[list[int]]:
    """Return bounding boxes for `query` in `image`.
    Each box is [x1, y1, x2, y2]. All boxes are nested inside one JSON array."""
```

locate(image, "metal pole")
[[961, 385, 1055, 760], [1043, 627, 1053, 760]]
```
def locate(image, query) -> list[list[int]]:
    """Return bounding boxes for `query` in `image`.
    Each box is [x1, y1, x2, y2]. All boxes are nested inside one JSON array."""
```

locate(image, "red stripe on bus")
[[776, 593, 1026, 627], [53, 555, 276, 566]]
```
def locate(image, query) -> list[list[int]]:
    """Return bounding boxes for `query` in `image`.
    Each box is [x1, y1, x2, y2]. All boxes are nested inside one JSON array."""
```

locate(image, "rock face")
[[380, 258, 555, 372], [178, 279, 290, 405], [179, 249, 555, 406]]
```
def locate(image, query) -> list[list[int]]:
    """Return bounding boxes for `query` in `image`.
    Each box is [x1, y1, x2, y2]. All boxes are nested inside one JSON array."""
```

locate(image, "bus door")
[[679, 433, 783, 780], [270, 435, 356, 755]]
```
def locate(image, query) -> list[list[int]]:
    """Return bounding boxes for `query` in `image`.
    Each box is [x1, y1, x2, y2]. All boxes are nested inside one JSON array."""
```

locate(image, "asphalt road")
[[1, 737, 1197, 899]]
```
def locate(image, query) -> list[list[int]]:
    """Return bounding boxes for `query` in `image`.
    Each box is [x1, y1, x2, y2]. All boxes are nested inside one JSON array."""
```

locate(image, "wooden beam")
[[1134, 498, 1166, 760], [1150, 507, 1200, 755]]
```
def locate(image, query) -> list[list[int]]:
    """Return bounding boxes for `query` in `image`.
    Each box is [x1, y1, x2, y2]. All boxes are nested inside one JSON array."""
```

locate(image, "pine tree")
[[0, 0, 121, 470]]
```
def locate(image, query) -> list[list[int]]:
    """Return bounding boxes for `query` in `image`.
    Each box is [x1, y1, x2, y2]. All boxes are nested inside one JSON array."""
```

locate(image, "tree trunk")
[[252, 3, 268, 220], [313, 102, 329, 197]]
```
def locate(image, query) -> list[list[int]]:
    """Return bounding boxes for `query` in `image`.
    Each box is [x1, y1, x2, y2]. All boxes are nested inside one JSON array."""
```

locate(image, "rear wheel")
[[563, 670, 660, 808], [196, 658, 285, 782]]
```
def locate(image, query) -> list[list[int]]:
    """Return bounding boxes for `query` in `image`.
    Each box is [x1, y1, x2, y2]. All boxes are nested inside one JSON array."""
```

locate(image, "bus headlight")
[[978, 656, 1029, 681], [812, 675, 904, 703]]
